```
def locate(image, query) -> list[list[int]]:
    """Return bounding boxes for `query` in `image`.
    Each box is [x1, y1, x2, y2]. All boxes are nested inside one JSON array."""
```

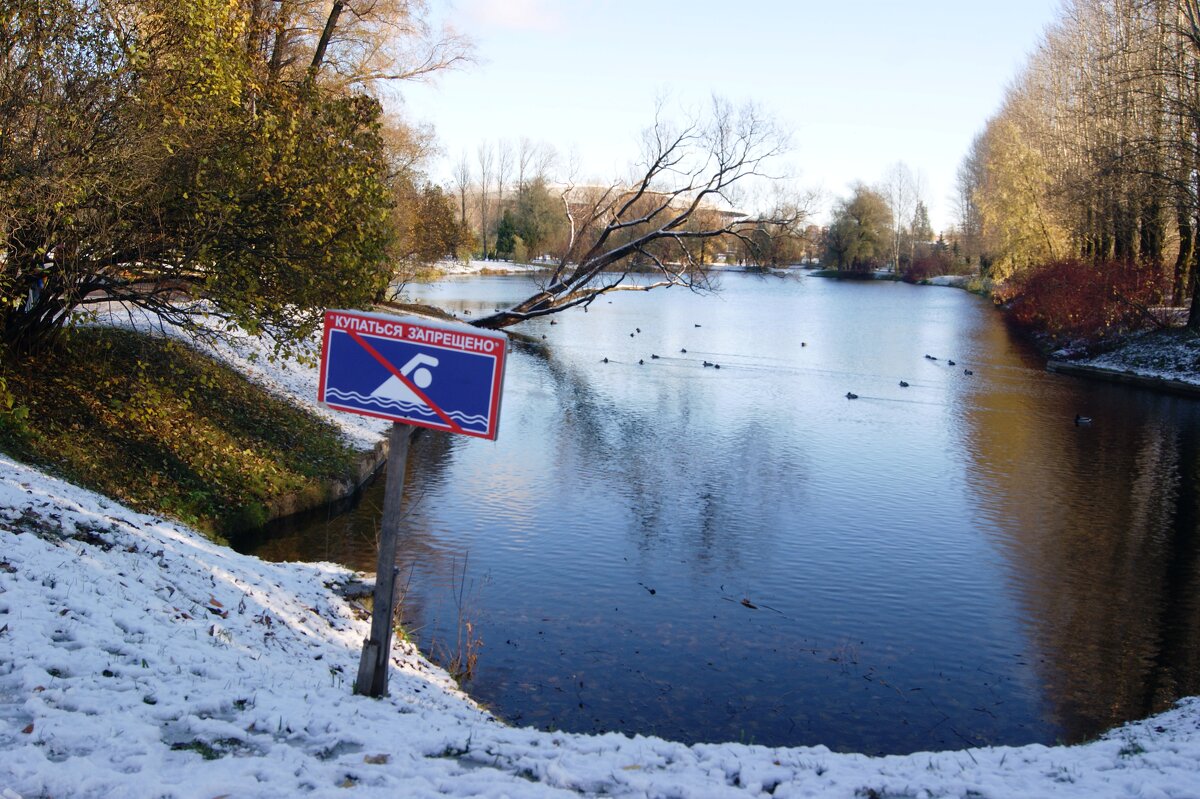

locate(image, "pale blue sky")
[[393, 0, 1063, 231]]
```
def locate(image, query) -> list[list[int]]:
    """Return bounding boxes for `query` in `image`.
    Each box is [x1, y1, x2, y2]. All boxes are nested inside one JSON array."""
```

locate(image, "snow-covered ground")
[[434, 259, 547, 276], [4, 321, 1200, 797], [1070, 329, 1200, 389]]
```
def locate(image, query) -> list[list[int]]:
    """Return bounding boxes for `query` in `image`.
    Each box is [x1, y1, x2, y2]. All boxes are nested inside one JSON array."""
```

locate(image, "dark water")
[[238, 272, 1200, 755]]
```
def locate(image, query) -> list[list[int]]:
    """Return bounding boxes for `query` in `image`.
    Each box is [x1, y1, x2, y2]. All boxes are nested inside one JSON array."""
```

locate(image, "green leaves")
[[1, 0, 393, 355]]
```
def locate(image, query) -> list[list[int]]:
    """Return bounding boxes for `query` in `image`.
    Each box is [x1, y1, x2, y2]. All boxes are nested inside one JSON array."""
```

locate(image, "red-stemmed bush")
[[1003, 259, 1168, 346]]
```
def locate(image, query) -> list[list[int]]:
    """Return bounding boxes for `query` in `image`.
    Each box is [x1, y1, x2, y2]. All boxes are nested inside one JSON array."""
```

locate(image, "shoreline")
[[893, 271, 1200, 398], [1046, 359, 1200, 398]]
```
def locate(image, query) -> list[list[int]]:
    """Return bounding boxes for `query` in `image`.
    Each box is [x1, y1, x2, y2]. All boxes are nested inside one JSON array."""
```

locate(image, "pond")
[[236, 271, 1200, 755]]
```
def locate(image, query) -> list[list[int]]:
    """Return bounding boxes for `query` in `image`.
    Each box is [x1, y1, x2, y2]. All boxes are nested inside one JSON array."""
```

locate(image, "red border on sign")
[[317, 310, 507, 440]]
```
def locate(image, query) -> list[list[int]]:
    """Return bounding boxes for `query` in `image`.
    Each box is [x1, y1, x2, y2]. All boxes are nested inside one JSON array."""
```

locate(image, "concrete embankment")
[[1047, 360, 1200, 399], [259, 435, 389, 528]]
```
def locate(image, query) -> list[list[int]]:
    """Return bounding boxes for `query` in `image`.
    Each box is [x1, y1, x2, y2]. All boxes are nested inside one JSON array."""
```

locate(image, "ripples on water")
[[242, 272, 1200, 754]]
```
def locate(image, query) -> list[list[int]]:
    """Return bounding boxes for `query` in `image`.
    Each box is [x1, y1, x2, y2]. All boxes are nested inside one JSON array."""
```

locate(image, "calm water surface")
[[239, 272, 1200, 755]]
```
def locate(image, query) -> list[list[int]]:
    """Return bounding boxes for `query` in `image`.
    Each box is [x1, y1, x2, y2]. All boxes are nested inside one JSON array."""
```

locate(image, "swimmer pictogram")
[[318, 310, 507, 440]]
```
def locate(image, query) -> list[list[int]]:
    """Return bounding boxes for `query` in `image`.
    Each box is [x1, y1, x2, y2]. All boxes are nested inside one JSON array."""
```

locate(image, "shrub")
[[901, 252, 955, 283], [1003, 259, 1168, 345]]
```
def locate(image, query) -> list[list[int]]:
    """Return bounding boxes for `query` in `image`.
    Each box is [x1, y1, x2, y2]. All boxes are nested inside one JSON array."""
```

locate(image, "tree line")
[[957, 0, 1200, 331]]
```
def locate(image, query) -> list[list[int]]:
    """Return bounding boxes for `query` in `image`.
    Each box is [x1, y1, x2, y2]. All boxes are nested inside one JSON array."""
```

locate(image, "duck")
[[694, 323, 702, 328], [651, 354, 660, 359], [714, 363, 721, 369], [680, 348, 687, 353], [629, 333, 635, 338], [801, 342, 807, 347], [602, 357, 609, 363], [899, 380, 909, 387], [1075, 414, 1093, 426], [639, 359, 644, 365], [549, 319, 556, 325], [948, 359, 956, 366], [636, 327, 641, 333], [964, 369, 974, 375], [846, 391, 859, 399], [703, 361, 714, 367], [925, 354, 937, 360]]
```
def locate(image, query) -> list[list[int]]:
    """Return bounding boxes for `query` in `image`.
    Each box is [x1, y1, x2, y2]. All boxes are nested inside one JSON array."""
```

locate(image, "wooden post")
[[354, 422, 415, 697]]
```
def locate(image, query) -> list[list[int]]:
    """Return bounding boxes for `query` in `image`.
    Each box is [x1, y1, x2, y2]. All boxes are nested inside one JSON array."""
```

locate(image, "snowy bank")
[[5, 455, 1200, 798], [922, 275, 976, 289], [1052, 328, 1200, 394], [434, 259, 547, 276]]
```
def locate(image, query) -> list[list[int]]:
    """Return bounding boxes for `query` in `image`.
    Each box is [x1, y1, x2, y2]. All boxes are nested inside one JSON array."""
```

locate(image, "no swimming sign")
[[318, 310, 507, 440]]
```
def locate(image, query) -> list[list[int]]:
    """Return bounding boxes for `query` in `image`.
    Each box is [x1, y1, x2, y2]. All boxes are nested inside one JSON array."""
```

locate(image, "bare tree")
[[516, 137, 535, 192], [476, 141, 494, 259], [471, 98, 807, 330], [908, 170, 927, 267], [881, 162, 915, 272], [452, 150, 471, 230], [304, 0, 473, 89], [496, 139, 513, 224], [955, 133, 986, 269]]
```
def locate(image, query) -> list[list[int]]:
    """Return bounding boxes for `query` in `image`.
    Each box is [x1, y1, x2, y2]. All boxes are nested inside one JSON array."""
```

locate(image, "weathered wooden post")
[[354, 421, 414, 696], [315, 309, 507, 698]]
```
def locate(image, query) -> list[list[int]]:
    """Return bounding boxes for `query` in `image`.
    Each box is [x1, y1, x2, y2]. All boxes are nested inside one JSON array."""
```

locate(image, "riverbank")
[[899, 272, 1200, 396], [1048, 328, 1200, 396], [4, 313, 1200, 796]]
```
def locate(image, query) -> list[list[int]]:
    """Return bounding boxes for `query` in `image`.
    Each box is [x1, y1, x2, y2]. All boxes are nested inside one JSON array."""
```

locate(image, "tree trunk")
[[1173, 203, 1193, 305], [1187, 259, 1200, 330], [308, 0, 345, 80], [1140, 195, 1164, 268], [268, 0, 294, 81]]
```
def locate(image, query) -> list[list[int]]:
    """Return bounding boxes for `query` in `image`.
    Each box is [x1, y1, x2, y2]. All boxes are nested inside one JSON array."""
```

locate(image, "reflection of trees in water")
[[1139, 419, 1200, 716], [511, 336, 808, 574], [964, 386, 1200, 742]]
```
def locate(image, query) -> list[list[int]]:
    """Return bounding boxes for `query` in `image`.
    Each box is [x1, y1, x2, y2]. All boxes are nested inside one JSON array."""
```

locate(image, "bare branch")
[[470, 98, 804, 330]]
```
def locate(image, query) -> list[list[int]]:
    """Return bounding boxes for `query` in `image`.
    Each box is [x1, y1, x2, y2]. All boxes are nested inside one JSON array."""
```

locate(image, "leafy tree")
[[974, 116, 1067, 282], [494, 211, 519, 259], [739, 199, 812, 267], [911, 201, 934, 243], [824, 184, 891, 271], [511, 178, 567, 259], [961, 0, 1200, 328], [0, 0, 438, 354]]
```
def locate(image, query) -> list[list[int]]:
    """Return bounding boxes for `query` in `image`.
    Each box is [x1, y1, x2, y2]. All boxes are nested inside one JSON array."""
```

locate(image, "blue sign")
[[318, 310, 507, 440]]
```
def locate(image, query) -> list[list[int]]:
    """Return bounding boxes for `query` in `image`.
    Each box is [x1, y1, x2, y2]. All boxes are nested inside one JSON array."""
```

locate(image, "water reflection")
[[237, 273, 1200, 754], [964, 381, 1200, 742]]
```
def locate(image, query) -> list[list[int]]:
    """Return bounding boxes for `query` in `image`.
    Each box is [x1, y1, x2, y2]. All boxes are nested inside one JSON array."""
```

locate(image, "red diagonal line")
[[348, 330, 466, 435]]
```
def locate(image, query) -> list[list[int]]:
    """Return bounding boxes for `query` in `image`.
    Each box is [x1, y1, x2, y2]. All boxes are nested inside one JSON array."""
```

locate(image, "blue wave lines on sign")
[[322, 388, 489, 429]]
